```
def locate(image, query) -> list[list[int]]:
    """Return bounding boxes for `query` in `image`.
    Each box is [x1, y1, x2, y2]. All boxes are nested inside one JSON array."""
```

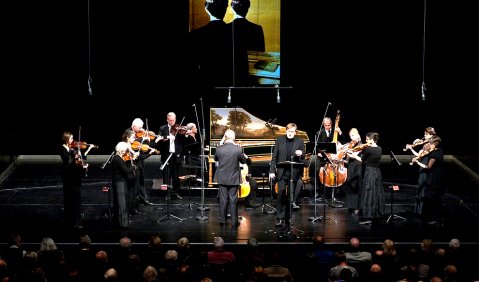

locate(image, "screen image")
[[189, 0, 281, 86]]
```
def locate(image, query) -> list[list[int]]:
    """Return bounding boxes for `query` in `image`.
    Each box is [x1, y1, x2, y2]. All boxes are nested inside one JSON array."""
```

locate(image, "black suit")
[[158, 124, 187, 197], [214, 142, 247, 225], [188, 19, 232, 99], [270, 136, 304, 222], [228, 17, 265, 86]]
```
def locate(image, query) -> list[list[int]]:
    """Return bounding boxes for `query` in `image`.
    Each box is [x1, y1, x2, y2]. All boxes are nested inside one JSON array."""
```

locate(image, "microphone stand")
[[101, 151, 115, 222], [309, 102, 331, 223], [101, 151, 115, 170], [158, 152, 184, 222], [196, 98, 209, 221]]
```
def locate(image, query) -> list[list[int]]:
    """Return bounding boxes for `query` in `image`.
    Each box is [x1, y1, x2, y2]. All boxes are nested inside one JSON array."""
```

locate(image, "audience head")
[[312, 234, 326, 248], [247, 237, 259, 248], [104, 268, 118, 281], [79, 234, 92, 249], [448, 238, 460, 252], [165, 249, 179, 262], [143, 265, 158, 282], [39, 237, 57, 251], [213, 236, 225, 249], [95, 250, 108, 264], [148, 234, 162, 248], [177, 236, 190, 249], [119, 236, 132, 249]]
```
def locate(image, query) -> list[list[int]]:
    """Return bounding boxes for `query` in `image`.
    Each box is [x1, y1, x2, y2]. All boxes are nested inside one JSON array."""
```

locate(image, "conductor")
[[269, 123, 305, 227]]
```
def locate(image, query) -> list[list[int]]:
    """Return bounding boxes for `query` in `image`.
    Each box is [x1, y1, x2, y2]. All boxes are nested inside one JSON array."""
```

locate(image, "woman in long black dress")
[[405, 127, 437, 216], [411, 135, 444, 225], [60, 131, 93, 229], [350, 132, 385, 224]]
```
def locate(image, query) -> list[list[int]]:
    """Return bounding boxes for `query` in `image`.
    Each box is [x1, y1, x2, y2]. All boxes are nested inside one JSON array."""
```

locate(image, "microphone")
[[88, 77, 93, 96], [271, 118, 277, 124], [328, 102, 332, 105], [421, 82, 426, 101], [192, 103, 195, 107]]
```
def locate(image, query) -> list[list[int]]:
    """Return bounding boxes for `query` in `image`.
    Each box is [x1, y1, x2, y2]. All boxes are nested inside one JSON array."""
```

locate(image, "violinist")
[[128, 118, 155, 207], [60, 131, 94, 230], [111, 141, 137, 229], [404, 127, 437, 219], [184, 122, 202, 184], [343, 128, 363, 215], [413, 135, 444, 226], [349, 132, 385, 225], [157, 112, 188, 200]]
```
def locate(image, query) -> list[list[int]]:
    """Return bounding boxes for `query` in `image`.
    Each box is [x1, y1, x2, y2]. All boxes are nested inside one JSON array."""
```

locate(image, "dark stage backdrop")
[[1, 0, 477, 157]]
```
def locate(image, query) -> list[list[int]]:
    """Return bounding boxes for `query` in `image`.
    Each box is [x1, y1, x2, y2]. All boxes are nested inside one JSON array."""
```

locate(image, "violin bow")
[[78, 126, 88, 177]]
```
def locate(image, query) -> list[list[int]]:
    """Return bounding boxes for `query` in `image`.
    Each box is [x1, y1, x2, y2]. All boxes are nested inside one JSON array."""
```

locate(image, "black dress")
[[358, 146, 385, 219], [421, 148, 444, 222], [345, 147, 362, 212]]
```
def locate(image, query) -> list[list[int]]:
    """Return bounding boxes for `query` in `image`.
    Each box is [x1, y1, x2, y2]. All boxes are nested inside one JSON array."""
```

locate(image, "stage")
[[1, 154, 478, 247]]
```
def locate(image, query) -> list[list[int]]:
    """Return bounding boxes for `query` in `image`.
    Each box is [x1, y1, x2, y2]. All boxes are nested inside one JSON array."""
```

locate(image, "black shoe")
[[73, 224, 83, 229], [292, 203, 300, 209], [275, 218, 282, 226], [143, 201, 154, 206], [172, 193, 182, 200]]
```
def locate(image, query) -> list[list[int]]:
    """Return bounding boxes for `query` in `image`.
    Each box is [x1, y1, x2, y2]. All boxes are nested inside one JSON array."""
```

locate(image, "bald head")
[[350, 237, 360, 248]]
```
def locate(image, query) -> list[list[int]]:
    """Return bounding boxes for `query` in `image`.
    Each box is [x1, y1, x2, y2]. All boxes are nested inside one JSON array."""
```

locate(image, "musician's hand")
[[269, 173, 276, 180], [295, 150, 302, 156], [335, 127, 342, 135]]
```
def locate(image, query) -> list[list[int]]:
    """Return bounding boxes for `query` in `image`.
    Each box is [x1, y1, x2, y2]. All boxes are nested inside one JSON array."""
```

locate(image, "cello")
[[319, 110, 348, 187]]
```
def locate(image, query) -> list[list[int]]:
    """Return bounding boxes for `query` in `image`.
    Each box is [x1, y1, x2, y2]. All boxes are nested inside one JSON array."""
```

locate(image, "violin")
[[170, 124, 187, 135], [69, 141, 99, 149], [136, 130, 158, 140], [131, 140, 160, 154], [349, 143, 370, 152]]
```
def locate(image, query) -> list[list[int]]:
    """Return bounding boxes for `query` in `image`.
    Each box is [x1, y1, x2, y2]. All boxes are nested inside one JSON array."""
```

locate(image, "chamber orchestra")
[[61, 107, 443, 230]]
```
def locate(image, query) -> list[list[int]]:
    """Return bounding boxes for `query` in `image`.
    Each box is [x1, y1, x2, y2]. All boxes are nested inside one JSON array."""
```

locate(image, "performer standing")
[[344, 128, 363, 215], [60, 131, 94, 229], [214, 129, 248, 227], [269, 123, 305, 227], [157, 112, 187, 200], [412, 135, 444, 226], [350, 132, 385, 224], [111, 141, 136, 229], [184, 122, 202, 184], [128, 118, 155, 206], [404, 127, 437, 217], [122, 128, 140, 217]]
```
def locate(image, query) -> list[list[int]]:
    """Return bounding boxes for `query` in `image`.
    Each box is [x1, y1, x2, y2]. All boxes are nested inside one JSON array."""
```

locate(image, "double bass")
[[319, 110, 348, 187]]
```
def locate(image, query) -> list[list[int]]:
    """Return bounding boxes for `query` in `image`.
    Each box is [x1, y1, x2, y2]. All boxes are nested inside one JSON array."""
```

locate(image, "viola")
[[69, 141, 99, 149], [131, 140, 160, 154], [136, 130, 158, 140], [170, 124, 188, 135]]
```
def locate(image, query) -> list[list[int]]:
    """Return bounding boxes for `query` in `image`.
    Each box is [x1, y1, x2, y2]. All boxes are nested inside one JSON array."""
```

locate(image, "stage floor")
[[1, 155, 479, 246]]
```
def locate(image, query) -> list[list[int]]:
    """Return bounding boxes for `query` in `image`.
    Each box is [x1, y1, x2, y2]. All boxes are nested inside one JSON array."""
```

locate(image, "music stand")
[[315, 142, 338, 223], [260, 171, 276, 214], [387, 150, 406, 223], [182, 164, 201, 210], [276, 160, 305, 237], [158, 153, 184, 222]]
